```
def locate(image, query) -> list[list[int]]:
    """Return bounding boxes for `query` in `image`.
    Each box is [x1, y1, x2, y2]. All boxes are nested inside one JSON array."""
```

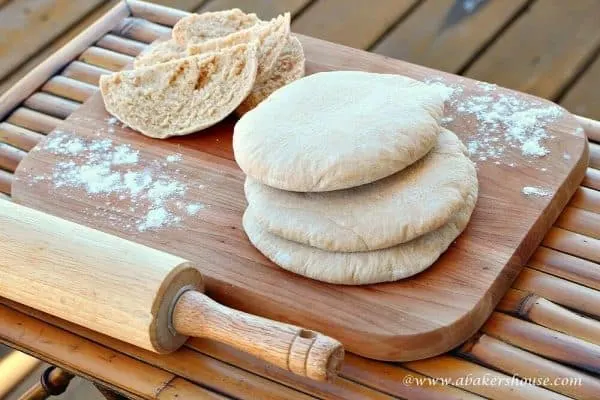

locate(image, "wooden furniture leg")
[[17, 366, 74, 400]]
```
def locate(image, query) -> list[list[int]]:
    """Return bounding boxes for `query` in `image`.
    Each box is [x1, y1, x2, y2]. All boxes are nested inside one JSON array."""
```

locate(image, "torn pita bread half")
[[236, 34, 305, 116], [188, 13, 291, 81], [172, 8, 260, 46], [133, 38, 186, 69], [100, 42, 258, 139]]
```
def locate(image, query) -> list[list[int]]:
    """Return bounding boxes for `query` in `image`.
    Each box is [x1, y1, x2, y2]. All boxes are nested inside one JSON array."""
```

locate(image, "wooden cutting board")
[[12, 35, 588, 361]]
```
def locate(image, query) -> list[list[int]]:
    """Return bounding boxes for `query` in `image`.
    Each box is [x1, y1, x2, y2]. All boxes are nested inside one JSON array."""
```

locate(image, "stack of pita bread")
[[234, 71, 479, 285], [100, 9, 305, 139]]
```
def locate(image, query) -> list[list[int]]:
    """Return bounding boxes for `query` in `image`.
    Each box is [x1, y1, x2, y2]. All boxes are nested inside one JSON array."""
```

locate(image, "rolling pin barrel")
[[0, 200, 343, 380]]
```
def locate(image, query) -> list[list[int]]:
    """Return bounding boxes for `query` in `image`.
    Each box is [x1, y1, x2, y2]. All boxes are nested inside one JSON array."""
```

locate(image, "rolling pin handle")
[[171, 290, 344, 381]]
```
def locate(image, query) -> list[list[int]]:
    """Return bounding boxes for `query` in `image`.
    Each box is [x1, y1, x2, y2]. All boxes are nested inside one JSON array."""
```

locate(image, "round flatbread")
[[245, 129, 476, 251], [243, 183, 477, 285], [233, 71, 446, 192], [100, 43, 258, 139]]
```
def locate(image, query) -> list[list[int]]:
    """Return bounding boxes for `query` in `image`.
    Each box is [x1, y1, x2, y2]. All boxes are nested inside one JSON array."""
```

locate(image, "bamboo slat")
[[6, 108, 61, 134], [42, 76, 98, 103], [497, 288, 600, 345], [1, 300, 317, 400], [404, 355, 564, 400], [512, 267, 600, 319], [482, 312, 600, 375], [23, 92, 79, 119], [79, 46, 134, 71], [190, 342, 389, 400], [555, 206, 600, 239], [575, 115, 600, 143], [0, 143, 26, 172], [543, 227, 600, 264], [0, 123, 44, 152], [590, 142, 600, 170], [187, 339, 432, 400], [61, 61, 111, 86], [0, 351, 41, 399], [127, 0, 190, 26], [583, 168, 600, 191], [341, 353, 485, 400], [96, 34, 147, 57], [0, 304, 181, 400], [529, 247, 600, 291], [0, 1, 129, 120], [0, 169, 12, 195], [457, 334, 600, 400], [569, 186, 600, 214], [111, 17, 171, 43]]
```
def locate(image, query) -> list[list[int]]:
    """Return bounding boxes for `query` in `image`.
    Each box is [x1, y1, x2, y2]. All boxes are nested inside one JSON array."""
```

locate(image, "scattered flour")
[[425, 76, 564, 166], [33, 132, 206, 232], [186, 203, 205, 215], [522, 186, 552, 197], [138, 207, 181, 232], [166, 153, 183, 163]]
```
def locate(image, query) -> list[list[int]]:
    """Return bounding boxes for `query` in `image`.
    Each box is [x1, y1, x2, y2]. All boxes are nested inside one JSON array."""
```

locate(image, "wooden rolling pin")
[[0, 201, 344, 381]]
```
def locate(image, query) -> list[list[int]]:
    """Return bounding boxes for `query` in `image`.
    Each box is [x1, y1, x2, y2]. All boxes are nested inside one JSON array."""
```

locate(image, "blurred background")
[[1, 0, 599, 398]]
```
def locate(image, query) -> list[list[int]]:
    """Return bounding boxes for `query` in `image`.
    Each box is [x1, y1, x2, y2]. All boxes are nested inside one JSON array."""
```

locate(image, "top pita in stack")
[[234, 71, 479, 285], [100, 8, 305, 139]]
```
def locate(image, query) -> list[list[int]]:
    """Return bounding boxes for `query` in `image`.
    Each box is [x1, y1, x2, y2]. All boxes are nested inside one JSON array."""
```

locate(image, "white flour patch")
[[522, 186, 552, 197], [33, 132, 206, 232], [422, 76, 564, 167], [112, 144, 139, 165], [166, 153, 183, 163], [138, 207, 181, 232], [186, 203, 205, 215], [43, 131, 86, 155]]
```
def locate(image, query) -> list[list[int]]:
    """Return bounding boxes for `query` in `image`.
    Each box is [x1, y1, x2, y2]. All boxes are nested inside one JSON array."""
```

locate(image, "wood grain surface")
[[11, 29, 589, 361], [0, 0, 104, 81], [464, 0, 600, 99], [372, 0, 531, 73]]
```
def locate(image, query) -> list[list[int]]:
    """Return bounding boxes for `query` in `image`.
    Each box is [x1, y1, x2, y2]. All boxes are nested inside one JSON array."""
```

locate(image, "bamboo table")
[[1, 1, 600, 399]]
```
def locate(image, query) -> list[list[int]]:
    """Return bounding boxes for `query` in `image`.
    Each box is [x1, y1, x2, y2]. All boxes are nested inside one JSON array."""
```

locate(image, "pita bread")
[[172, 8, 260, 45], [233, 71, 447, 192], [245, 129, 476, 251], [100, 43, 258, 139], [188, 13, 290, 82], [133, 38, 186, 69], [243, 183, 477, 285], [236, 34, 305, 116]]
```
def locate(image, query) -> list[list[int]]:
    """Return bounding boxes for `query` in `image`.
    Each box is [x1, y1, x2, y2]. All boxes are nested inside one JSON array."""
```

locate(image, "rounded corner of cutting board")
[[345, 296, 488, 361]]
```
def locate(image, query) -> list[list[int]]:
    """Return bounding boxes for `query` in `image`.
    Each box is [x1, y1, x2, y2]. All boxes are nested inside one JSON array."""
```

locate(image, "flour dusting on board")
[[25, 131, 205, 232], [521, 186, 552, 197], [424, 77, 565, 165]]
